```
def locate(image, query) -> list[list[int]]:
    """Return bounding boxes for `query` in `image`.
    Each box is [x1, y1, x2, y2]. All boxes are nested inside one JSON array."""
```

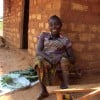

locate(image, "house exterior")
[[3, 0, 100, 73]]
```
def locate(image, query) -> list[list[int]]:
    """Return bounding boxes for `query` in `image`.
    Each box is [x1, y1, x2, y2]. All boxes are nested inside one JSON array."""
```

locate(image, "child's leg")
[[36, 67, 49, 100], [60, 57, 70, 89], [34, 56, 49, 100]]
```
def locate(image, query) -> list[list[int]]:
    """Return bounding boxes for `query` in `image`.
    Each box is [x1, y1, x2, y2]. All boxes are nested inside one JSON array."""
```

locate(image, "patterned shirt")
[[38, 32, 72, 58]]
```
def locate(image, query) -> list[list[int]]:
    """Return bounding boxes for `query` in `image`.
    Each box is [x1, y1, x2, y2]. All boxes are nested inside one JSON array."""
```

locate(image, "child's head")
[[48, 15, 62, 35]]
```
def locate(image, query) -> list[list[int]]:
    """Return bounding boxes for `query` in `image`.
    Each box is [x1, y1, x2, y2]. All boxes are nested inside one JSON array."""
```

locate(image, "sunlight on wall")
[[0, 0, 3, 17]]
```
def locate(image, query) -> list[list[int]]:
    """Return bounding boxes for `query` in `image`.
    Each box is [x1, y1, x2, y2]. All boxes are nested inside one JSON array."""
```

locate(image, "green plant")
[[1, 75, 13, 86]]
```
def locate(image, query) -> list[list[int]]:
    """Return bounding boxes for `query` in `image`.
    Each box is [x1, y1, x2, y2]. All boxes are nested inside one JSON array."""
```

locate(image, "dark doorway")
[[22, 0, 29, 49]]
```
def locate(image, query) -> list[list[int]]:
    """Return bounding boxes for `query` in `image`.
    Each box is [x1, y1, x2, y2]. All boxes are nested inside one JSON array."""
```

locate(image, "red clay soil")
[[0, 47, 33, 74]]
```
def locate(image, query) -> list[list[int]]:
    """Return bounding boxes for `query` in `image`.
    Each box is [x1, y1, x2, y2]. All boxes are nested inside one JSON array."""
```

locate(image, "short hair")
[[48, 15, 62, 27]]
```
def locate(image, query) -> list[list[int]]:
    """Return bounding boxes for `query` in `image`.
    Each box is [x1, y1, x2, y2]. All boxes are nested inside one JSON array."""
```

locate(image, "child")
[[34, 15, 75, 100]]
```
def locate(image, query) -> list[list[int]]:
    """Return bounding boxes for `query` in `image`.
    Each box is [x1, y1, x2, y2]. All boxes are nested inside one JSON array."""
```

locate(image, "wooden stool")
[[47, 84, 100, 100]]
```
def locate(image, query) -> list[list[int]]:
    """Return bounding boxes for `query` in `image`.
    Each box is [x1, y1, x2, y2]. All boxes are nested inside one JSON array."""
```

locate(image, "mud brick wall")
[[28, 0, 100, 72], [28, 0, 61, 56], [60, 0, 100, 72], [3, 0, 23, 48]]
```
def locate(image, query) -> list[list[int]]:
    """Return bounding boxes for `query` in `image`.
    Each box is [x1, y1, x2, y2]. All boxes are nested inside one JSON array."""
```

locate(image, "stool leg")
[[56, 93, 62, 100]]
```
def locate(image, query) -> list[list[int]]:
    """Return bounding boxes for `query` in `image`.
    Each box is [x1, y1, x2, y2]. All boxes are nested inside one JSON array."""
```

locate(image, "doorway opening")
[[22, 0, 29, 49]]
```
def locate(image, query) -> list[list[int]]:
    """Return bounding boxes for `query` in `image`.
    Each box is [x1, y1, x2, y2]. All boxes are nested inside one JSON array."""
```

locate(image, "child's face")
[[48, 19, 62, 35]]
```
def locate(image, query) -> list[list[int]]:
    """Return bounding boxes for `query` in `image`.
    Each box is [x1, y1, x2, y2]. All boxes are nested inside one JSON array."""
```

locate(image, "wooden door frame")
[[19, 0, 25, 49]]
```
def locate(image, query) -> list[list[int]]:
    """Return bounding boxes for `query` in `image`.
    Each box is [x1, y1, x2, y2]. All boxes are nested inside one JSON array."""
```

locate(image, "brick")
[[89, 25, 100, 33], [87, 61, 100, 71], [67, 33, 80, 41], [81, 53, 95, 61], [18, 12, 21, 17], [35, 44, 37, 49], [33, 37, 38, 43], [19, 1, 22, 6], [32, 14, 36, 19], [29, 42, 35, 49], [52, 1, 61, 9], [90, 25, 98, 32], [41, 29, 47, 33], [36, 14, 41, 20], [46, 4, 52, 9], [70, 23, 86, 32], [79, 34, 88, 41], [96, 26, 100, 32], [88, 43, 100, 51], [73, 43, 86, 52], [79, 33, 96, 42], [31, 29, 35, 35], [39, 22, 44, 28], [33, 0, 37, 5], [91, 4, 100, 14], [45, 23, 49, 29], [16, 34, 20, 39], [71, 2, 88, 12], [29, 35, 33, 41]]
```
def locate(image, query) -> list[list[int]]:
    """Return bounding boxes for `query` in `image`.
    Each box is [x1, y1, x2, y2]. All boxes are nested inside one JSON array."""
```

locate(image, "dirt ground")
[[0, 46, 33, 75]]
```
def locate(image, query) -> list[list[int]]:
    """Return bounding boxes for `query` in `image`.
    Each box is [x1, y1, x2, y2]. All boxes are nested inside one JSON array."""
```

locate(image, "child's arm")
[[65, 37, 75, 64], [66, 47, 75, 64], [36, 33, 52, 64]]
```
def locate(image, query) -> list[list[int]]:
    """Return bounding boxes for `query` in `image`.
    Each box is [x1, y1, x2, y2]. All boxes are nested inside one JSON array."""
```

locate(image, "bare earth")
[[0, 47, 33, 75]]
